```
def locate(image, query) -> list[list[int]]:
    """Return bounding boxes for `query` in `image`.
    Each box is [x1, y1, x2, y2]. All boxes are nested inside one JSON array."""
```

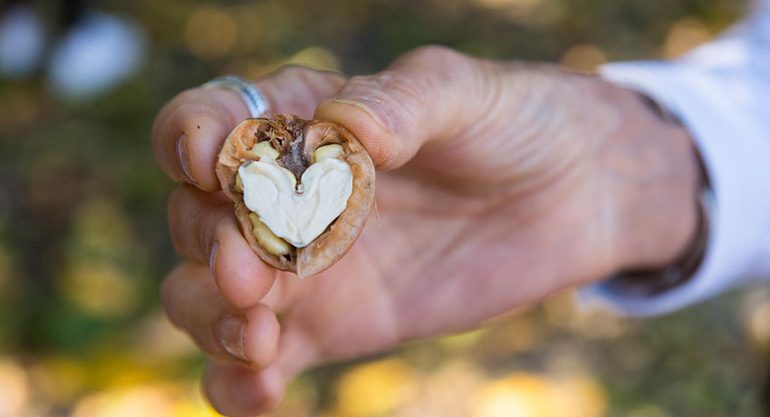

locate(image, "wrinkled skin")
[[152, 46, 700, 416]]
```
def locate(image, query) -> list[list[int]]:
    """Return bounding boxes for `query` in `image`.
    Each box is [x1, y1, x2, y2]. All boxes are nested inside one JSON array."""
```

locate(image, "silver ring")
[[203, 75, 269, 118]]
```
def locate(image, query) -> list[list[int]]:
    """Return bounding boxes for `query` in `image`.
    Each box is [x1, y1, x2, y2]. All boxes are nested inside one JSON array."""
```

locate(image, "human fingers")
[[203, 324, 319, 417], [152, 66, 346, 190], [161, 262, 281, 369], [314, 45, 500, 170], [203, 361, 283, 417], [168, 186, 276, 308]]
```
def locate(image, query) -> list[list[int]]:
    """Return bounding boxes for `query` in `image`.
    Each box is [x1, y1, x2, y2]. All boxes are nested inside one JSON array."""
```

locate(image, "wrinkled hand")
[[152, 46, 700, 416]]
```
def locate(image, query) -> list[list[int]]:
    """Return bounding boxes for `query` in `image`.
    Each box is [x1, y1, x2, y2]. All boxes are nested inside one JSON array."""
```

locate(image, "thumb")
[[314, 45, 500, 170]]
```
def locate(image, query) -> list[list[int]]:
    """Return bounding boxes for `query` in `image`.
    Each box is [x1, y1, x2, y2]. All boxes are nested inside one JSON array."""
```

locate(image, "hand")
[[152, 46, 701, 417]]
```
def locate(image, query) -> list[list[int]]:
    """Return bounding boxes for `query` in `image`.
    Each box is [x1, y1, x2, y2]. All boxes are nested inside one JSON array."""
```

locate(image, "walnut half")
[[216, 115, 375, 278]]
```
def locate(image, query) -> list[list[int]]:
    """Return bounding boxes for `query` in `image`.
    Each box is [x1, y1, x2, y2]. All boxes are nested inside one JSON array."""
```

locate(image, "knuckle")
[[345, 70, 425, 120], [336, 71, 423, 167], [274, 64, 315, 80], [277, 64, 344, 91], [402, 44, 464, 66], [262, 65, 341, 114], [296, 67, 344, 95], [376, 71, 424, 128], [322, 70, 347, 86], [398, 45, 477, 91], [175, 88, 201, 104]]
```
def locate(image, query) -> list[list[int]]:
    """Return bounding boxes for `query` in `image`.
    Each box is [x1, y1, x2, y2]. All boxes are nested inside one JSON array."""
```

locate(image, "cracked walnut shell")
[[216, 115, 375, 278]]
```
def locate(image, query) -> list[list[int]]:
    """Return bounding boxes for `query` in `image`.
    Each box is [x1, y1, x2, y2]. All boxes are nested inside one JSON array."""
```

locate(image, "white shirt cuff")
[[579, 61, 770, 316]]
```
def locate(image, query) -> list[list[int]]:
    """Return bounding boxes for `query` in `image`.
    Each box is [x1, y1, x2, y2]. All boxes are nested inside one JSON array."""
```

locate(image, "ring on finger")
[[203, 75, 269, 119]]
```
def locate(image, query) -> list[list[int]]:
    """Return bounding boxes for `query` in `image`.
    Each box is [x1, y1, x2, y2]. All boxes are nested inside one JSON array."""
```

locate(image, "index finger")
[[152, 66, 346, 191]]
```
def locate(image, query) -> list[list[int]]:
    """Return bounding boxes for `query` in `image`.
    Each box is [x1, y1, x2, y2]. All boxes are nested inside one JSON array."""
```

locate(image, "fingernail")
[[176, 134, 198, 186], [209, 241, 220, 277], [327, 98, 395, 133], [216, 315, 249, 362]]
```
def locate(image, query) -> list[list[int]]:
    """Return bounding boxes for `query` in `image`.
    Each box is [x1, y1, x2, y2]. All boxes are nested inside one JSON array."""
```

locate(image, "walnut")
[[216, 115, 375, 278]]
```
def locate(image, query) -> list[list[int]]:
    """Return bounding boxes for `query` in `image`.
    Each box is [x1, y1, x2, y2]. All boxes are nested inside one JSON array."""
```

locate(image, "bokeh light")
[[664, 18, 713, 58], [71, 384, 178, 417], [336, 358, 419, 417], [0, 359, 30, 417], [560, 44, 608, 73], [185, 7, 238, 59], [470, 373, 606, 417], [286, 46, 342, 72], [59, 198, 145, 318], [31, 356, 88, 406]]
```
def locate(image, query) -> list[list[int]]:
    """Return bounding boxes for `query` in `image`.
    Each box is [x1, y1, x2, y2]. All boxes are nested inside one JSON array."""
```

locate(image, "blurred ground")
[[0, 0, 763, 416]]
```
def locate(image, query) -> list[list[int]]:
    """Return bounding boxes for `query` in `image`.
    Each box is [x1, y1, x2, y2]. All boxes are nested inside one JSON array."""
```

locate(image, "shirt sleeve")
[[579, 1, 770, 316]]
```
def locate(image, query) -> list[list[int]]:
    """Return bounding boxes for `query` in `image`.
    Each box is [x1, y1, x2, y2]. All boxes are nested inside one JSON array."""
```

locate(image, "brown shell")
[[215, 115, 375, 278]]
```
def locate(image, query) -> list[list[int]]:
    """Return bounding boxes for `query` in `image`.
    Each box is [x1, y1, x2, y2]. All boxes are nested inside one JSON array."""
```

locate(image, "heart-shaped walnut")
[[216, 115, 375, 278]]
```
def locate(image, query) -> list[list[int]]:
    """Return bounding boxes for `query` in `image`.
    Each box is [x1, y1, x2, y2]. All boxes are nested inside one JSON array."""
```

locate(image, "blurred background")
[[0, 0, 764, 416]]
